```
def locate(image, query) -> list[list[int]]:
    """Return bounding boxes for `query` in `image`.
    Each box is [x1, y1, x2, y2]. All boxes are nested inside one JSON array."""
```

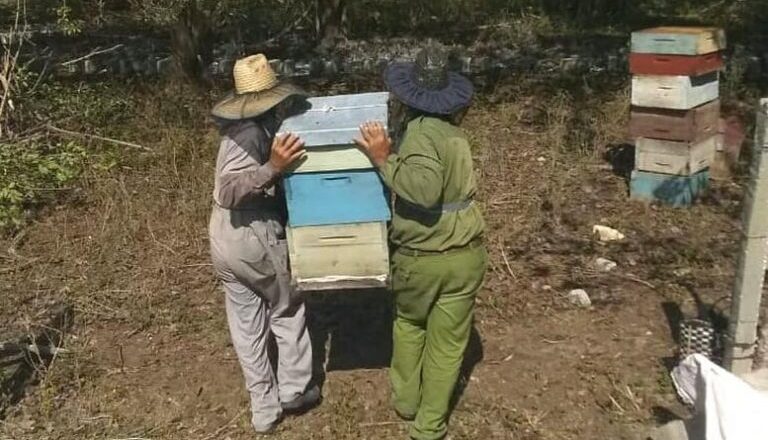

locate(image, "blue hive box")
[[284, 170, 391, 227], [630, 169, 710, 207]]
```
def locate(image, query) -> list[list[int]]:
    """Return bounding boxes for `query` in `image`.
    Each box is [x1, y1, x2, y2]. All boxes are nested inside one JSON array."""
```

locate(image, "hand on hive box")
[[269, 133, 305, 172], [355, 121, 391, 167]]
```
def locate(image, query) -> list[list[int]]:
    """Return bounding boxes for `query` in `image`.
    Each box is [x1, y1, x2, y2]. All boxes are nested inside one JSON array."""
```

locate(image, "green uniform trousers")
[[390, 244, 487, 440]]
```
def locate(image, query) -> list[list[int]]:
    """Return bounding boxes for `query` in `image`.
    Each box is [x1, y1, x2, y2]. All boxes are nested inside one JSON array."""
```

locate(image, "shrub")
[[0, 140, 87, 229]]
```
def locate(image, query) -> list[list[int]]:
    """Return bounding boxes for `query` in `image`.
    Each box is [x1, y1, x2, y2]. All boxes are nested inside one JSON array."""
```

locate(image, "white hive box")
[[631, 72, 719, 110], [279, 92, 389, 173]]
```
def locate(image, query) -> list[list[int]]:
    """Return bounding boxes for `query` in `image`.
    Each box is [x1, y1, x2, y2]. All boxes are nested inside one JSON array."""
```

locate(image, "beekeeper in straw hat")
[[209, 54, 320, 434]]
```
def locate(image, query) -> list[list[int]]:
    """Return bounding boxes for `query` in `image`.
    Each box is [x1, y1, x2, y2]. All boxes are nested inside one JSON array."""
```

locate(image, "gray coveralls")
[[208, 119, 313, 431]]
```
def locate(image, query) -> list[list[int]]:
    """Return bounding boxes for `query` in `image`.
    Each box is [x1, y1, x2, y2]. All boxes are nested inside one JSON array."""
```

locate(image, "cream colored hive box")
[[287, 222, 389, 291], [635, 136, 717, 176]]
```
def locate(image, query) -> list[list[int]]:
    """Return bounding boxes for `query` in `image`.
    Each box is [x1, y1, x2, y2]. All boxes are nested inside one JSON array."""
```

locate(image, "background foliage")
[[0, 0, 766, 231]]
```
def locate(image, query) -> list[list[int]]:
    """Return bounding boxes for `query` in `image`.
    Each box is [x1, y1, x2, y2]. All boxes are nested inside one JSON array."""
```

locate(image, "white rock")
[[568, 289, 592, 307], [593, 225, 625, 241], [594, 257, 618, 272]]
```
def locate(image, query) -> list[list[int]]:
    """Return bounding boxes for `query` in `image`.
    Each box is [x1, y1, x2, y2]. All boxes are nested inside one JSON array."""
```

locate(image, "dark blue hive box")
[[630, 169, 710, 207]]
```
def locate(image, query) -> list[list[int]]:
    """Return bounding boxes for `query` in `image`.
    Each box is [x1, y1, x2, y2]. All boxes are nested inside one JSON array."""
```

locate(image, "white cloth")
[[671, 354, 768, 440]]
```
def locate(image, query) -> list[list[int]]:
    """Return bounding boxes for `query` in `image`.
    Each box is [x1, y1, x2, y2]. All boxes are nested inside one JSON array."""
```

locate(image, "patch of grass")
[[0, 140, 87, 229]]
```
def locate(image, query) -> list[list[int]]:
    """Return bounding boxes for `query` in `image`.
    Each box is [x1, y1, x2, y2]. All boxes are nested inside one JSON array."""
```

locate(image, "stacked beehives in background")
[[629, 27, 727, 206], [279, 92, 392, 292]]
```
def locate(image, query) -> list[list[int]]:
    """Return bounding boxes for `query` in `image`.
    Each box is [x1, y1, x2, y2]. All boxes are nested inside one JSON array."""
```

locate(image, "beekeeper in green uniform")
[[355, 45, 487, 440]]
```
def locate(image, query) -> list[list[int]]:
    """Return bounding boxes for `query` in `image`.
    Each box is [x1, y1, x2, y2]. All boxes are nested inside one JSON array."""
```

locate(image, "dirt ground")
[[0, 76, 757, 440]]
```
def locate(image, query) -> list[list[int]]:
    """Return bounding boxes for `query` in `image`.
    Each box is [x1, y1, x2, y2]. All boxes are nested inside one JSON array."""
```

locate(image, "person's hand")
[[354, 121, 391, 167], [269, 133, 305, 172]]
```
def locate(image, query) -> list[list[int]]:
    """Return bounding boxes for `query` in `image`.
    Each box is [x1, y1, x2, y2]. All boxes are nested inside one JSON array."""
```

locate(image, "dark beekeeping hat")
[[383, 43, 473, 115]]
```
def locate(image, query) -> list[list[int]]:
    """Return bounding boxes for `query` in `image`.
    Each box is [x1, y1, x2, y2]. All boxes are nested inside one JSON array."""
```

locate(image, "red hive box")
[[629, 52, 723, 76]]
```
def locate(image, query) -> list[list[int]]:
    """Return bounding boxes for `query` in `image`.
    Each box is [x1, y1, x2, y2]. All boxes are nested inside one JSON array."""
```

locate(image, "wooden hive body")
[[630, 169, 710, 207], [629, 52, 723, 76], [635, 136, 717, 176], [284, 170, 391, 227], [630, 100, 720, 142], [287, 222, 389, 291], [631, 72, 719, 110]]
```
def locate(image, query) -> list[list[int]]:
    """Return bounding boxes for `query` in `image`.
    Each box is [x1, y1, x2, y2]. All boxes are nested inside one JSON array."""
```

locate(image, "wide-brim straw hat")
[[212, 54, 306, 120], [384, 45, 473, 116]]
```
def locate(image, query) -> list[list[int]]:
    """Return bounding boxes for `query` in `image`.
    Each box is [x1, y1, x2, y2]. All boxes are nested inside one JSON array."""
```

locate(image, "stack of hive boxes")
[[629, 27, 726, 206], [279, 92, 391, 291]]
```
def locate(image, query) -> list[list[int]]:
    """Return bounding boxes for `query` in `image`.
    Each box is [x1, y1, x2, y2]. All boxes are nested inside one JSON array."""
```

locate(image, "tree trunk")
[[315, 0, 347, 51], [171, 0, 213, 88]]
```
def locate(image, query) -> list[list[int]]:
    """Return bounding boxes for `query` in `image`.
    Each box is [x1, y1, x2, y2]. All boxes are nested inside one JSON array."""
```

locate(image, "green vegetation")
[[0, 140, 85, 228]]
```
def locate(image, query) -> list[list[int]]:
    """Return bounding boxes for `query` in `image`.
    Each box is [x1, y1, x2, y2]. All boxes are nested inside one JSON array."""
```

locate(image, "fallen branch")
[[619, 273, 656, 289], [61, 44, 124, 66], [45, 124, 151, 151]]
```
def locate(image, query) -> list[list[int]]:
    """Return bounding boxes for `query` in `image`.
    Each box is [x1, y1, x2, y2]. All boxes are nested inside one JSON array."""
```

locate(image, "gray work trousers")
[[209, 205, 313, 432]]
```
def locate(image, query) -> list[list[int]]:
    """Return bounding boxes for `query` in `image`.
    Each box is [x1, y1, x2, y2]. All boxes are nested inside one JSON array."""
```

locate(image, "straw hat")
[[212, 54, 306, 120], [384, 44, 473, 115]]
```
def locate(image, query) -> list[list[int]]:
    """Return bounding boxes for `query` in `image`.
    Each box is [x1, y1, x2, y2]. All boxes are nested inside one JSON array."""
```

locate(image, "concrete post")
[[725, 99, 768, 374]]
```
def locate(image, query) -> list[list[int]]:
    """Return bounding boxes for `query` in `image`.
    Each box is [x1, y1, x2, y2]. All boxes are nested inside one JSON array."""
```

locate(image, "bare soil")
[[0, 77, 757, 440]]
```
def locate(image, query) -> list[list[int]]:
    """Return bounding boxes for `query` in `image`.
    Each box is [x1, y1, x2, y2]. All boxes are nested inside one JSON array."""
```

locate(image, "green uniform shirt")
[[379, 116, 485, 252]]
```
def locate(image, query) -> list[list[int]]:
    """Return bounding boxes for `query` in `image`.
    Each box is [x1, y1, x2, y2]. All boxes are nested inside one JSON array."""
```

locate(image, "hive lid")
[[279, 92, 389, 147]]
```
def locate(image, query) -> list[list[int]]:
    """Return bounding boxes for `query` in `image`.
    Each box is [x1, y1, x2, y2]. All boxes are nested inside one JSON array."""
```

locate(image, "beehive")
[[279, 92, 392, 291], [628, 26, 725, 206]]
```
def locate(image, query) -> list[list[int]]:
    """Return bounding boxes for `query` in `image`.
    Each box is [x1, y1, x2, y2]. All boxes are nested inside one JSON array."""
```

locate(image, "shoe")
[[253, 420, 278, 436], [395, 408, 416, 421], [281, 384, 321, 414]]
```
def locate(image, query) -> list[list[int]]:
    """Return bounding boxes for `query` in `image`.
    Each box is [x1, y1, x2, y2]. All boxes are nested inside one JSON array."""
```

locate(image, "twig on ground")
[[61, 44, 125, 66], [0, 257, 41, 274], [542, 338, 567, 344], [174, 263, 213, 269], [359, 421, 408, 427], [619, 273, 655, 289], [608, 394, 625, 414], [498, 242, 517, 280], [624, 385, 642, 412], [485, 353, 515, 364], [45, 124, 151, 151], [201, 408, 248, 440]]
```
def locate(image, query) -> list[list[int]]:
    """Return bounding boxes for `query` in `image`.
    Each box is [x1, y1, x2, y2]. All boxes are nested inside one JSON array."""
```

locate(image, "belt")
[[395, 197, 474, 215], [212, 198, 281, 212], [394, 237, 484, 257]]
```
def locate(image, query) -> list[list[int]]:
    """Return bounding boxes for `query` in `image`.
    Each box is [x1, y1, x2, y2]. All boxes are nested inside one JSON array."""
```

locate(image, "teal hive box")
[[630, 169, 710, 207], [630, 27, 726, 55]]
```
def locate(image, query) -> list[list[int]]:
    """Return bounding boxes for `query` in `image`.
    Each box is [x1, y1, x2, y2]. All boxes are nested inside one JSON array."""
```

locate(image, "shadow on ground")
[[306, 289, 394, 388], [305, 289, 485, 414]]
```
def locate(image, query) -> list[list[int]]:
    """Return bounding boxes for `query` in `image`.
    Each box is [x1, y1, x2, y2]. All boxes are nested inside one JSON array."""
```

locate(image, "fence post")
[[725, 99, 768, 374]]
